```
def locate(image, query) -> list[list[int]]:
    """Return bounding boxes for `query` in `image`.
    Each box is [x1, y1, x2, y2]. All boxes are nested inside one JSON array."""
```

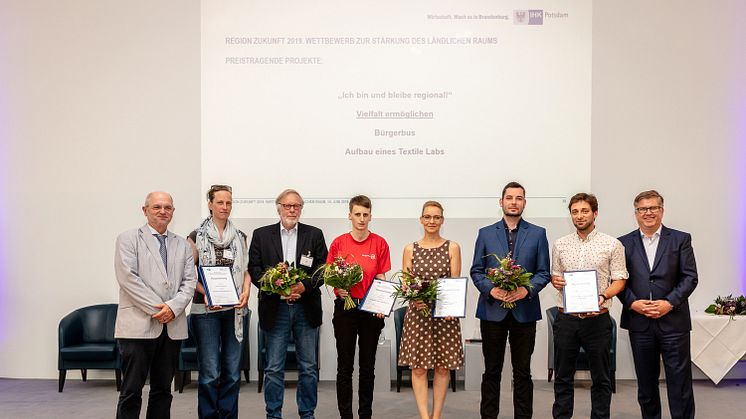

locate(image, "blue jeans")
[[192, 309, 241, 419], [263, 303, 319, 419]]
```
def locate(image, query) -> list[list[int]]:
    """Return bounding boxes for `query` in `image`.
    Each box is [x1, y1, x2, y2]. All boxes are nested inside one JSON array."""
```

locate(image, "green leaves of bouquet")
[[393, 270, 439, 317], [484, 252, 534, 309], [259, 262, 308, 296], [316, 256, 363, 310]]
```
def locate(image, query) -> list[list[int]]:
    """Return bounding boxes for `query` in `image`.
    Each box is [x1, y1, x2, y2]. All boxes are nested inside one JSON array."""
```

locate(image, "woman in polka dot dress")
[[398, 200, 465, 419]]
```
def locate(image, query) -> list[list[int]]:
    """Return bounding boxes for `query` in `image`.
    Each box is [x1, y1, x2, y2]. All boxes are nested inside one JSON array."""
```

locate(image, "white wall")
[[1, 0, 745, 381]]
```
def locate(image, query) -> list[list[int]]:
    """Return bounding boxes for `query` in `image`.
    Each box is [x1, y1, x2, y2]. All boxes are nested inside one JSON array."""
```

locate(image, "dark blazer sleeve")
[[248, 226, 269, 289], [526, 227, 551, 299], [300, 227, 328, 291], [666, 232, 698, 307], [470, 229, 495, 296]]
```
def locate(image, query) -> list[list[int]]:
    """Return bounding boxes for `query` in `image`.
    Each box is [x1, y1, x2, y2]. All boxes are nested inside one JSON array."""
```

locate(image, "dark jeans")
[[630, 322, 694, 419], [192, 309, 241, 419], [332, 299, 385, 419], [479, 312, 537, 419], [116, 326, 181, 419], [552, 312, 613, 419]]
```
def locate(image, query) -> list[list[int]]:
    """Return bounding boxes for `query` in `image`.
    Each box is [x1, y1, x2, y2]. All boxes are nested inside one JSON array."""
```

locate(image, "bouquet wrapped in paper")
[[317, 256, 364, 309], [484, 252, 533, 309], [259, 262, 308, 296], [394, 270, 439, 317]]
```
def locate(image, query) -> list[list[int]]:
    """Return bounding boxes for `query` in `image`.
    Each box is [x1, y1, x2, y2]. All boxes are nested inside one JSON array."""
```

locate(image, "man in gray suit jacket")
[[114, 191, 196, 419]]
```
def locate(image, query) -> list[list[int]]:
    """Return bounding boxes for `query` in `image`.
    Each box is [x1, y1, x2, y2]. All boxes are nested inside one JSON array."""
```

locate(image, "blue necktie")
[[155, 234, 168, 272]]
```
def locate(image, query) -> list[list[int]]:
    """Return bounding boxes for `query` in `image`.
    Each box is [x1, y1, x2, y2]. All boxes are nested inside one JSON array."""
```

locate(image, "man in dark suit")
[[248, 189, 328, 419], [470, 181, 551, 419], [618, 190, 698, 419]]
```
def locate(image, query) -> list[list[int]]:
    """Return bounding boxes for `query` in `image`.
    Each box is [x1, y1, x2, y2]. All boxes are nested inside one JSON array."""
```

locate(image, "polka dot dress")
[[398, 241, 464, 369]]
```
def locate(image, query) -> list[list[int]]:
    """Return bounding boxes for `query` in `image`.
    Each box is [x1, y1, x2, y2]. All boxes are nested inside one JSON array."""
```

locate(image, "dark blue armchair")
[[57, 304, 121, 392]]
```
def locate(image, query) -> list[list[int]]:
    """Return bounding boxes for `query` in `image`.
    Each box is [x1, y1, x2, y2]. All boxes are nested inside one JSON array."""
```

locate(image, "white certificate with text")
[[562, 270, 600, 313], [198, 266, 240, 307], [434, 277, 468, 318], [359, 279, 398, 316]]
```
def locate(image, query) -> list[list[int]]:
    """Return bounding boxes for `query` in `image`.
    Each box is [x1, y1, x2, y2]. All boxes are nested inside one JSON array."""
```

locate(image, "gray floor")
[[1, 378, 745, 418]]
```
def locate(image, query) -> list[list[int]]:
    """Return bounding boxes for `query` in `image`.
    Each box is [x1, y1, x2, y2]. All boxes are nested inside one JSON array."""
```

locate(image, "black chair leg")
[[115, 369, 122, 391], [178, 372, 187, 394], [80, 369, 87, 381], [611, 370, 616, 394], [396, 370, 402, 392], [548, 368, 553, 382], [58, 370, 66, 392], [244, 369, 250, 384], [258, 370, 264, 393], [450, 370, 456, 392]]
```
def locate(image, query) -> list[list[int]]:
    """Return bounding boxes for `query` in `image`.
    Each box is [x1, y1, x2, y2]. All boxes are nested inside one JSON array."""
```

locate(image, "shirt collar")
[[147, 225, 168, 236], [639, 225, 662, 239], [575, 227, 598, 242], [280, 223, 298, 235], [502, 217, 523, 231]]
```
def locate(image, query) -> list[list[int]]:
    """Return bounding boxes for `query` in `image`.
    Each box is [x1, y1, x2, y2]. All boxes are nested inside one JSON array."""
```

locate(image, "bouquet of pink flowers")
[[484, 252, 533, 309], [317, 256, 364, 309], [259, 262, 308, 296], [394, 270, 439, 317]]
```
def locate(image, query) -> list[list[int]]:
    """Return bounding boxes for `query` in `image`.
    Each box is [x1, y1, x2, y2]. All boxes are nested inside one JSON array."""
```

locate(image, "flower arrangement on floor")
[[259, 262, 308, 296], [483, 252, 534, 309], [705, 294, 746, 319], [316, 256, 364, 309], [393, 270, 439, 317]]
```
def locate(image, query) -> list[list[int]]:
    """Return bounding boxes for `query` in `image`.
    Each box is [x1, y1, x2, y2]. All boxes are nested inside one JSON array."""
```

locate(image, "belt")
[[558, 307, 609, 319]]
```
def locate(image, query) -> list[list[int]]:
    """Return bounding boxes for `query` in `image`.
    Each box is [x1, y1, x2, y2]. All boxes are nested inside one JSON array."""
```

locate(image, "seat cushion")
[[60, 343, 117, 362], [181, 347, 198, 363]]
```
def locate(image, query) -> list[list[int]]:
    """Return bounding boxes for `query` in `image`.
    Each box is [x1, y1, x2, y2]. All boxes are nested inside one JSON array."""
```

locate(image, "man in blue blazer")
[[471, 182, 551, 419], [618, 190, 698, 419]]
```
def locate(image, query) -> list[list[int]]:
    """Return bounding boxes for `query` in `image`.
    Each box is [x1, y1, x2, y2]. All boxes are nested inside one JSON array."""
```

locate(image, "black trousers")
[[332, 299, 385, 419], [479, 312, 537, 419], [116, 327, 181, 419], [552, 312, 613, 419], [629, 322, 695, 419]]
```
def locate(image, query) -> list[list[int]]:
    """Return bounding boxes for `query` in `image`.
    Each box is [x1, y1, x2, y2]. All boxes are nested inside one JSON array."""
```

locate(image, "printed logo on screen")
[[514, 10, 543, 25]]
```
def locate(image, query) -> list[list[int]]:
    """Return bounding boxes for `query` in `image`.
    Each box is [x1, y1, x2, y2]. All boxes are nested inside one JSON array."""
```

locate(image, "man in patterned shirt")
[[549, 193, 628, 419]]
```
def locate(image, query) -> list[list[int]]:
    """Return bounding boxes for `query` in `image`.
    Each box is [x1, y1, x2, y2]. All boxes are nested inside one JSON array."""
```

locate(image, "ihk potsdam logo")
[[514, 9, 543, 25]]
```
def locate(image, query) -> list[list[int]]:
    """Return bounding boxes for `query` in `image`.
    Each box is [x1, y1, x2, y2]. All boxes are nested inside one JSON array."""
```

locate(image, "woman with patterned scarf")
[[187, 184, 251, 419]]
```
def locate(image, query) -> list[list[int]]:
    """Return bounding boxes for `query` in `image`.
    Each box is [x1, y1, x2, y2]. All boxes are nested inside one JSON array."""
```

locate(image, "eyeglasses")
[[421, 215, 443, 221], [635, 206, 662, 214], [280, 203, 303, 210], [150, 205, 174, 212]]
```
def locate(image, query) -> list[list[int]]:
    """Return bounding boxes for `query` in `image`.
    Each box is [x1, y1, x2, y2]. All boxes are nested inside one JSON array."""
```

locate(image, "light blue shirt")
[[640, 226, 662, 270], [280, 223, 298, 265]]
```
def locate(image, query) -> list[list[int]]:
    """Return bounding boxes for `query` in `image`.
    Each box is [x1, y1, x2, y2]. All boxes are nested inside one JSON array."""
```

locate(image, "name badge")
[[300, 252, 313, 267], [222, 249, 234, 260]]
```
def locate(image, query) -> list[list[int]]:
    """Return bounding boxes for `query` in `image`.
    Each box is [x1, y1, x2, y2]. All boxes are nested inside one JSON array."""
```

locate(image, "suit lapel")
[[651, 226, 671, 272], [166, 231, 178, 285], [633, 232, 651, 272], [494, 220, 510, 258], [140, 225, 168, 280], [271, 223, 284, 262], [513, 220, 527, 260], [295, 223, 307, 265]]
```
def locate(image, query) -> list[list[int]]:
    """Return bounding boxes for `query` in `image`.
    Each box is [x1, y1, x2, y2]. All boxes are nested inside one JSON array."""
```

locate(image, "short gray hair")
[[275, 189, 304, 206]]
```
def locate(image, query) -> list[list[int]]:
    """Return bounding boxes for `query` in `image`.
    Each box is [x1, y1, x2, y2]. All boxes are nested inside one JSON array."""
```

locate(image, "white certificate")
[[359, 279, 398, 316], [562, 270, 600, 313], [198, 266, 240, 307], [434, 277, 468, 318]]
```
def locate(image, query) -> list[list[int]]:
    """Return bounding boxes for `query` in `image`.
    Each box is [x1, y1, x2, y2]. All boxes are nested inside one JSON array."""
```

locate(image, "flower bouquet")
[[316, 256, 364, 309], [705, 294, 746, 320], [259, 262, 308, 296], [393, 270, 439, 317], [484, 252, 534, 309]]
